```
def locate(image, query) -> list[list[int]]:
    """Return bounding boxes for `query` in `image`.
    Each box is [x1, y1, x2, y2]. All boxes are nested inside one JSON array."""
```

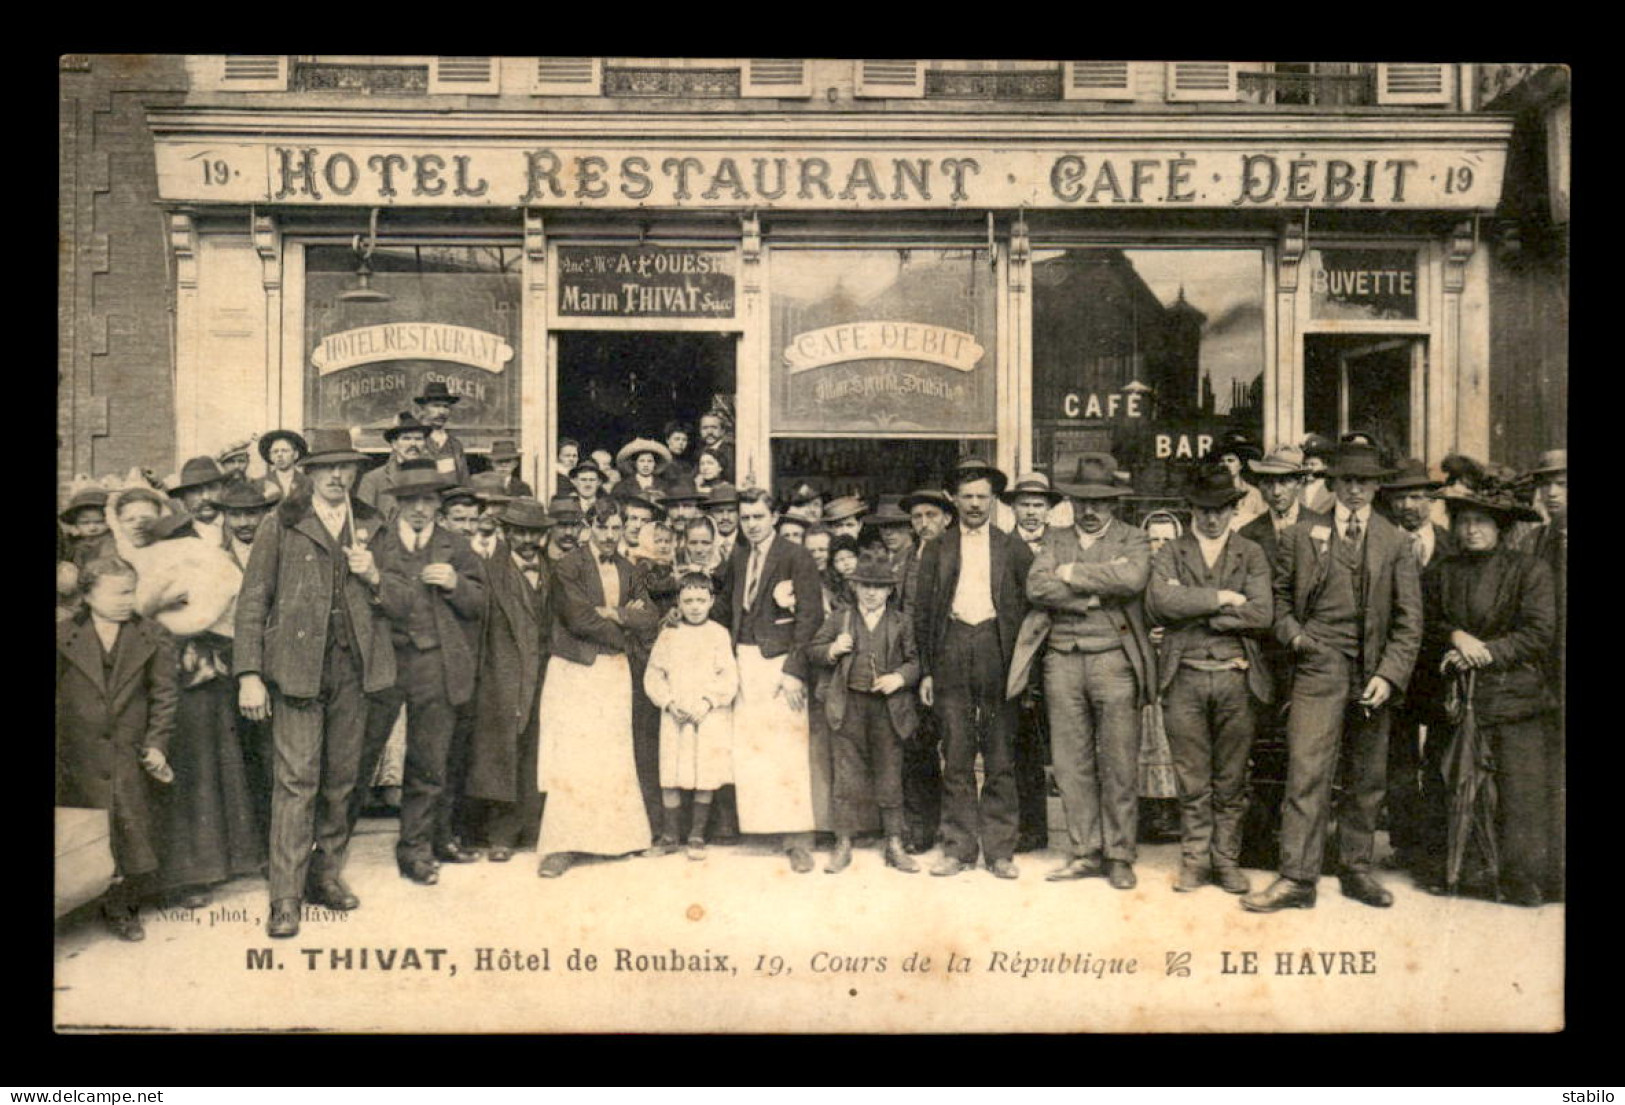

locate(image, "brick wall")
[[59, 54, 187, 485]]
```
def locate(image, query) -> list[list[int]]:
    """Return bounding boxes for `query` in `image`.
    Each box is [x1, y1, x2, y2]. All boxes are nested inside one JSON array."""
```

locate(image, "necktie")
[[599, 551, 616, 565], [745, 543, 764, 609], [1411, 530, 1427, 566], [1345, 513, 1362, 542]]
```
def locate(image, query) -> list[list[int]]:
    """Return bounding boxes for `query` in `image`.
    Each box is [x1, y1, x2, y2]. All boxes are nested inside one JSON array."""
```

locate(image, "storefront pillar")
[[1272, 212, 1308, 449], [167, 212, 201, 463], [1006, 215, 1032, 478], [737, 211, 766, 490], [253, 211, 283, 434], [1434, 218, 1490, 466], [523, 208, 549, 495]]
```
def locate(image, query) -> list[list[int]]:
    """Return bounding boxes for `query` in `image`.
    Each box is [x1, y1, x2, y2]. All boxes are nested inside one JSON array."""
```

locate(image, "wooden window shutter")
[[854, 59, 924, 98], [533, 56, 602, 96], [1165, 61, 1237, 102], [211, 55, 288, 92], [1062, 61, 1138, 101], [742, 58, 811, 98], [430, 56, 499, 95], [1376, 63, 1453, 105]]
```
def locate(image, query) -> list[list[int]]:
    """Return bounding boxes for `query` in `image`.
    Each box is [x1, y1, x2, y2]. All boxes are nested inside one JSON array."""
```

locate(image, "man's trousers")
[[1044, 645, 1141, 863], [390, 643, 458, 868], [936, 620, 1018, 865], [1162, 666, 1254, 870]]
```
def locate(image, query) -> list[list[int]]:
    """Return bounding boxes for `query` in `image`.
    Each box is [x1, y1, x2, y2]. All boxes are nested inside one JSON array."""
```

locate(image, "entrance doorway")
[[1303, 334, 1425, 460], [556, 331, 736, 465]]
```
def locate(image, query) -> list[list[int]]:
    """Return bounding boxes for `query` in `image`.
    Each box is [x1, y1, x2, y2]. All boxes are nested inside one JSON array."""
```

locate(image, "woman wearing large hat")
[[613, 437, 673, 506], [1417, 478, 1557, 906], [259, 430, 311, 504]]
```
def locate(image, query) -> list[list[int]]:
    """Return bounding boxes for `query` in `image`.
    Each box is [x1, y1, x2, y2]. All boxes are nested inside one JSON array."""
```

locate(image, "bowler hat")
[[822, 495, 868, 524], [848, 550, 901, 587], [487, 439, 521, 463], [440, 485, 479, 509], [569, 458, 605, 480], [168, 456, 229, 496], [468, 471, 512, 504], [299, 428, 371, 468], [899, 488, 954, 515], [948, 457, 1008, 497], [215, 482, 277, 512], [547, 495, 584, 523], [1383, 458, 1442, 493], [1185, 467, 1247, 510], [1216, 432, 1263, 463], [999, 472, 1064, 507], [862, 500, 914, 527], [1247, 444, 1307, 478], [379, 460, 455, 498], [1055, 453, 1131, 500], [413, 380, 462, 406], [1324, 442, 1397, 480], [775, 513, 811, 533], [702, 483, 740, 509], [615, 438, 673, 476], [498, 497, 554, 530], [1528, 449, 1567, 478], [382, 410, 434, 443], [258, 429, 309, 464], [59, 488, 109, 523]]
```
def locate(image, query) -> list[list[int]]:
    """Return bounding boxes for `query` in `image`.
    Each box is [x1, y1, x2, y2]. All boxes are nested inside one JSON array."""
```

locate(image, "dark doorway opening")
[[1303, 334, 1420, 461], [557, 331, 737, 460]]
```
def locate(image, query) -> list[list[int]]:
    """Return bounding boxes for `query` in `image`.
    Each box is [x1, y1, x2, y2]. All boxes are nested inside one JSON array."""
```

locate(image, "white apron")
[[537, 652, 651, 856], [732, 644, 816, 833]]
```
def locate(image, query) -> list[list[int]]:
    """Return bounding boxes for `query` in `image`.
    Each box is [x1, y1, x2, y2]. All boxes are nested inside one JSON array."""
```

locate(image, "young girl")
[[642, 572, 739, 860], [56, 556, 177, 941]]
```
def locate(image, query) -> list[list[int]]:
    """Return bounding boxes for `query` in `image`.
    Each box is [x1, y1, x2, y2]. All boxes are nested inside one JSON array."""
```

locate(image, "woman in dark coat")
[[57, 557, 178, 941], [1419, 480, 1557, 906]]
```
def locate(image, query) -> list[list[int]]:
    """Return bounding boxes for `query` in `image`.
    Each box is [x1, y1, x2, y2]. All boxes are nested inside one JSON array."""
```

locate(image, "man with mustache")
[[414, 380, 471, 488], [358, 411, 433, 513]]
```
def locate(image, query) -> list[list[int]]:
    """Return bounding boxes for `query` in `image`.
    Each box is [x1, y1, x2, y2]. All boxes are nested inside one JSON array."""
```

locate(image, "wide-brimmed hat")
[[702, 483, 740, 509], [413, 380, 462, 406], [488, 439, 521, 463], [168, 456, 230, 496], [1055, 453, 1131, 500], [862, 500, 914, 527], [848, 550, 901, 587], [439, 485, 479, 508], [1438, 480, 1541, 525], [1324, 442, 1398, 480], [662, 486, 706, 506], [257, 429, 309, 464], [1527, 449, 1567, 478], [216, 438, 252, 463], [949, 457, 1008, 497], [822, 495, 867, 524], [624, 487, 669, 519], [498, 497, 554, 530], [547, 495, 584, 523], [1247, 444, 1307, 478], [1215, 432, 1263, 463], [379, 460, 456, 498], [1383, 458, 1442, 493], [382, 410, 434, 443], [59, 488, 109, 522], [468, 471, 512, 504], [1000, 472, 1064, 507], [215, 482, 278, 512], [899, 488, 954, 515], [615, 438, 672, 476], [1185, 467, 1247, 510]]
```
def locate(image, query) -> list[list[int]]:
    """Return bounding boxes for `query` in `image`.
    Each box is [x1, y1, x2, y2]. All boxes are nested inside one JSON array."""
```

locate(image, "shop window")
[[304, 243, 521, 456], [1031, 248, 1265, 517]]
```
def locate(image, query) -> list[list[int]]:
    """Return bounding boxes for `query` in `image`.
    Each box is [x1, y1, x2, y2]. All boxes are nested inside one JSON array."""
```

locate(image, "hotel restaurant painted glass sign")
[[156, 141, 1506, 210]]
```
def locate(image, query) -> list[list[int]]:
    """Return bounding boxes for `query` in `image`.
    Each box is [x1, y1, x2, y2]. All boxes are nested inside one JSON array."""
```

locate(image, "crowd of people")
[[55, 381, 1567, 942]]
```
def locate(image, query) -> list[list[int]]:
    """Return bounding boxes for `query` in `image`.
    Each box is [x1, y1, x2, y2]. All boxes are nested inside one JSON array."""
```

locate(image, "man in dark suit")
[[1379, 458, 1458, 876], [370, 462, 488, 885], [416, 380, 472, 489], [167, 456, 232, 550], [897, 488, 954, 852], [1240, 445, 1310, 572], [1001, 473, 1064, 853], [234, 428, 397, 939], [1146, 468, 1274, 896], [465, 498, 553, 861], [1025, 454, 1154, 889], [913, 459, 1033, 879], [728, 488, 826, 871], [1243, 442, 1423, 912]]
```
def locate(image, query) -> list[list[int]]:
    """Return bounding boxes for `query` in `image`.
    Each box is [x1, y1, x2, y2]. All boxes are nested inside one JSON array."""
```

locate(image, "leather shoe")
[[883, 839, 919, 873], [307, 877, 360, 911], [1106, 860, 1137, 890], [434, 841, 479, 864], [1015, 833, 1048, 854], [685, 839, 707, 862], [103, 903, 145, 942], [537, 853, 573, 878], [487, 846, 513, 863], [1241, 877, 1317, 912], [989, 858, 1020, 880], [824, 838, 853, 874], [903, 836, 933, 855], [400, 860, 439, 886], [787, 847, 815, 874], [645, 837, 680, 858], [1215, 866, 1251, 895], [1339, 871, 1394, 908], [267, 898, 301, 938], [930, 856, 970, 877], [1174, 862, 1211, 892], [1045, 856, 1105, 882], [1503, 879, 1546, 908]]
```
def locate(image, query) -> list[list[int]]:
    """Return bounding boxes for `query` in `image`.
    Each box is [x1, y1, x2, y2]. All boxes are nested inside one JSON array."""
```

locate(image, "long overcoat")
[[467, 552, 550, 802], [371, 520, 487, 706]]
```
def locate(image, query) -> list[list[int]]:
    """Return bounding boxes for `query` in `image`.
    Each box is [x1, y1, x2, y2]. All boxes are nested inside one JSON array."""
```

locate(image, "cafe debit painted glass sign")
[[557, 245, 735, 319], [770, 250, 996, 434]]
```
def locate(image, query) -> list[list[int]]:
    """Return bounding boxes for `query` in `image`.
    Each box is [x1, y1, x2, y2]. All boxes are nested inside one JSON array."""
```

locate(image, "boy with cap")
[[1146, 468, 1274, 895], [809, 550, 922, 874]]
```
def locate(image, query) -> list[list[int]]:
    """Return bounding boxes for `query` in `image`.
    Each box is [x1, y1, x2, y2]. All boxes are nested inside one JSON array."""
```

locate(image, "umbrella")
[[1441, 670, 1500, 896]]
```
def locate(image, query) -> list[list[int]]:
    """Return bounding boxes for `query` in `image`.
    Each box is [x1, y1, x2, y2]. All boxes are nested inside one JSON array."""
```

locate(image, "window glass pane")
[[770, 248, 996, 435], [305, 244, 521, 452], [1031, 248, 1265, 514]]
